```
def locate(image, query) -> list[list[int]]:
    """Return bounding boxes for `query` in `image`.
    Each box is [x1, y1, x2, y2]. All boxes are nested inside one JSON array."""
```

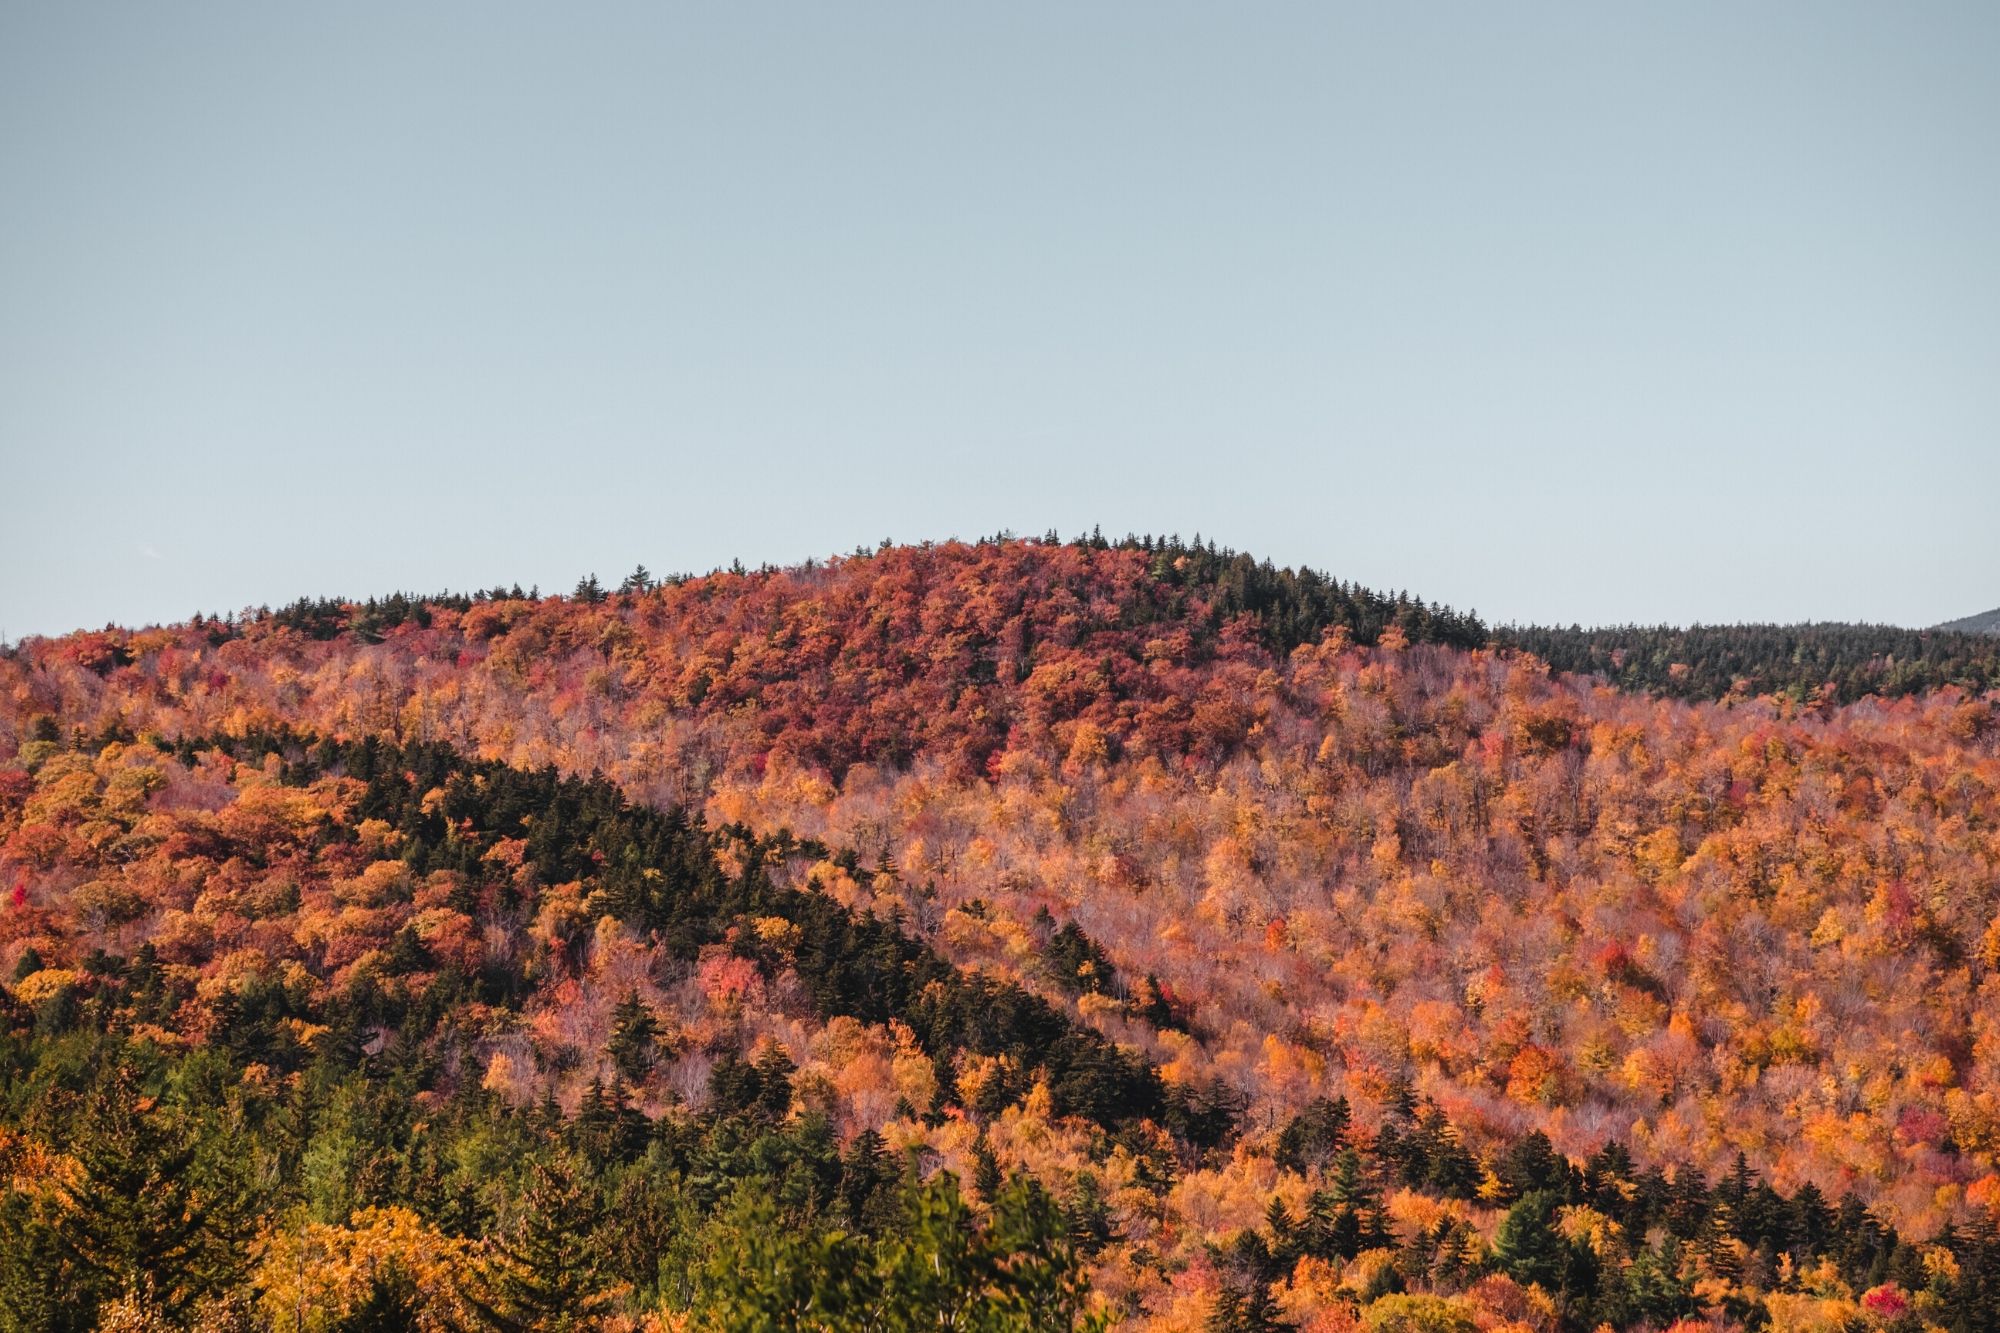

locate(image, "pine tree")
[[481, 1159, 613, 1330], [45, 1065, 247, 1323], [971, 1136, 1003, 1205], [1274, 1096, 1349, 1175], [606, 991, 659, 1082]]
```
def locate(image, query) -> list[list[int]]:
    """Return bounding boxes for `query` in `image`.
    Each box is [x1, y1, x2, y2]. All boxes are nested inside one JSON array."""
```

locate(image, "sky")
[[3, 3, 1996, 640]]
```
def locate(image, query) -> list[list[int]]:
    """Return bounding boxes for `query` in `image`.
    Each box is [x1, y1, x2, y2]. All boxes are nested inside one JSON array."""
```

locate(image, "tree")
[[1275, 1096, 1350, 1176], [606, 991, 660, 1082], [43, 1064, 247, 1324], [481, 1159, 614, 1330], [1492, 1190, 1596, 1317], [971, 1137, 1003, 1205]]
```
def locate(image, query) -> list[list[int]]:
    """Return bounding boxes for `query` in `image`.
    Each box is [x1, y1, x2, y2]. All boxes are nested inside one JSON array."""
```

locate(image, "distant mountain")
[[1497, 618, 2000, 702], [1937, 605, 2000, 634]]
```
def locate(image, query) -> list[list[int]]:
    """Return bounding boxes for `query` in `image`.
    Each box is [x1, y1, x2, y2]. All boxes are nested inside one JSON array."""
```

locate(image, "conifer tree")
[[482, 1159, 614, 1330], [606, 991, 659, 1082]]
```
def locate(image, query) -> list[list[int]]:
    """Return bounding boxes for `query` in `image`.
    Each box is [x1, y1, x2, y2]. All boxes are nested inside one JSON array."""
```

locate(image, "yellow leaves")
[[1078, 991, 1123, 1022], [1020, 1077, 1055, 1125], [355, 817, 401, 854], [1554, 1204, 1621, 1259], [806, 859, 869, 912], [22, 751, 101, 827], [889, 1019, 939, 1113], [1360, 1292, 1478, 1333], [1631, 826, 1684, 882], [482, 836, 528, 869], [334, 859, 412, 908], [955, 1052, 1014, 1113], [10, 968, 81, 1006], [1979, 915, 2000, 972], [0, 1125, 79, 1196], [527, 880, 589, 957], [1259, 1033, 1327, 1095], [751, 914, 802, 957], [219, 782, 334, 844], [254, 1207, 488, 1333], [196, 948, 276, 1003], [1763, 1291, 1866, 1333], [483, 1051, 527, 1099], [285, 1017, 331, 1050], [1063, 721, 1110, 777], [1270, 1254, 1345, 1329], [1922, 1243, 1961, 1287]]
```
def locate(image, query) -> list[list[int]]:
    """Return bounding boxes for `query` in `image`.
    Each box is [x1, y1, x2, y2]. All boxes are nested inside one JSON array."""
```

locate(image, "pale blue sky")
[[3, 3, 1996, 639]]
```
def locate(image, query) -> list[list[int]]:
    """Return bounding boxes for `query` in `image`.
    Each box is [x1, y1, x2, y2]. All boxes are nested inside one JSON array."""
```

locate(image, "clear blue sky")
[[4, 3, 1996, 639]]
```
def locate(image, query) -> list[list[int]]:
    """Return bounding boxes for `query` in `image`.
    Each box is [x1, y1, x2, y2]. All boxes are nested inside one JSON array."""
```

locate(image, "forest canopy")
[[4, 537, 1999, 1331]]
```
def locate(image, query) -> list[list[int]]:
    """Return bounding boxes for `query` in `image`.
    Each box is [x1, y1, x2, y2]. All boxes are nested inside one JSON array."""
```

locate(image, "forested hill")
[[1937, 606, 2000, 636], [111, 529, 2000, 708], [1496, 620, 2000, 704], [251, 531, 1489, 659], [2, 727, 1989, 1330], [6, 537, 2000, 1329]]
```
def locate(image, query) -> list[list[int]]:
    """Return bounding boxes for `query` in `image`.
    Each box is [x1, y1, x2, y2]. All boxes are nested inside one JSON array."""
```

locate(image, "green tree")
[[607, 991, 660, 1082], [481, 1158, 614, 1330], [42, 1064, 247, 1324]]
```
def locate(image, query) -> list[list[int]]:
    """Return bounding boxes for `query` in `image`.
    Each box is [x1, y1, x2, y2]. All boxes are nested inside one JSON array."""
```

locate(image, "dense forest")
[[185, 532, 2000, 708], [1498, 623, 2000, 707], [5, 536, 2000, 1329]]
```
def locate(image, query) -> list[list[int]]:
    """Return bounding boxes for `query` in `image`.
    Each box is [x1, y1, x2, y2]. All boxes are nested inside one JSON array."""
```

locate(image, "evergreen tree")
[[607, 991, 660, 1082], [43, 1065, 247, 1324], [1274, 1096, 1349, 1175], [482, 1159, 614, 1330], [971, 1136, 1003, 1205]]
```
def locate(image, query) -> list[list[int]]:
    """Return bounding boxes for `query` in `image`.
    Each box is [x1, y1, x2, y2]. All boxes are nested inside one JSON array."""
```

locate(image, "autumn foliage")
[[3, 536, 1999, 1330]]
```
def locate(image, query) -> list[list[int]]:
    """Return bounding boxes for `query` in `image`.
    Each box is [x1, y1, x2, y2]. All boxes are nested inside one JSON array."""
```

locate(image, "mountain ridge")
[[1937, 605, 2000, 635]]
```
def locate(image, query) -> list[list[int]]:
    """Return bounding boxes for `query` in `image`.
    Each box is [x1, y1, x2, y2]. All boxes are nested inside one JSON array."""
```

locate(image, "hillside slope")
[[4, 537, 2000, 1328], [1937, 606, 2000, 635]]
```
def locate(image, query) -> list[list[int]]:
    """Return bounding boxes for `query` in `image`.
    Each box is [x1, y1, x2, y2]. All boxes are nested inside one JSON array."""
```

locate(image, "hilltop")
[[1937, 606, 2000, 636]]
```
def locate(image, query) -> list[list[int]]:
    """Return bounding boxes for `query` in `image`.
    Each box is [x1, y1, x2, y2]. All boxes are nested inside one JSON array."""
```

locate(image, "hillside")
[[4, 536, 2000, 1330], [1496, 620, 2000, 704], [1937, 607, 2000, 636]]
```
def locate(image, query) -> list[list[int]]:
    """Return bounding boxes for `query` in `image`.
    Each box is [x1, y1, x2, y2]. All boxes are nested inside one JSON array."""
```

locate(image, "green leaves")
[[686, 1174, 1100, 1333]]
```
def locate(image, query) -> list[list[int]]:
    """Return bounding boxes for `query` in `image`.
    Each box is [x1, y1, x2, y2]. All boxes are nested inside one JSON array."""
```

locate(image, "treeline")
[[244, 533, 1495, 659], [1500, 621, 2000, 704], [1083, 531, 1487, 655], [265, 589, 521, 642]]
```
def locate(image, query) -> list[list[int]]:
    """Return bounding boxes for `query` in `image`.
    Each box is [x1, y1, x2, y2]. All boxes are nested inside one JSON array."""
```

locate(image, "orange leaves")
[[254, 1207, 487, 1332], [8, 540, 2000, 1250]]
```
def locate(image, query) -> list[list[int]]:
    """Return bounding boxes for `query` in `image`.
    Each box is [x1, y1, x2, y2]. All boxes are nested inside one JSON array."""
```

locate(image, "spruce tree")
[[606, 991, 659, 1082], [483, 1158, 613, 1330]]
